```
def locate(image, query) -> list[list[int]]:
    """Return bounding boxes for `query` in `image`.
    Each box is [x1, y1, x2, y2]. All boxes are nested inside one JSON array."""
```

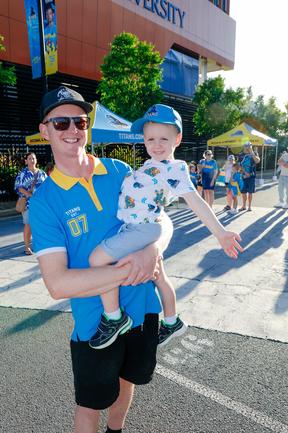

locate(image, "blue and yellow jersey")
[[30, 155, 161, 341], [228, 172, 243, 196], [199, 158, 218, 178]]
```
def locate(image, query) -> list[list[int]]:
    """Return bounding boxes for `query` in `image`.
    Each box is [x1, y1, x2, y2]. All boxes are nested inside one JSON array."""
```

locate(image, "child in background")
[[189, 161, 200, 190], [223, 154, 235, 211], [227, 163, 243, 214], [88, 104, 243, 350]]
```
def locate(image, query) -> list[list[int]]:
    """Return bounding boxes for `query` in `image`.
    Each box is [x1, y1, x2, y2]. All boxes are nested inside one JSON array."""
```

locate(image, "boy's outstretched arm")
[[183, 191, 243, 259]]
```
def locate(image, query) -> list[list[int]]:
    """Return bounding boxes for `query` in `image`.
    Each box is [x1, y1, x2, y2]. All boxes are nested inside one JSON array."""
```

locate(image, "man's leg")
[[241, 192, 247, 209], [278, 175, 285, 204], [106, 378, 135, 431], [75, 405, 100, 433], [247, 193, 253, 210]]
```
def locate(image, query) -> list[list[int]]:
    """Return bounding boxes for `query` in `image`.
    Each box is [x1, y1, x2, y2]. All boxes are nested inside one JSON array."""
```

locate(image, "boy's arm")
[[182, 192, 243, 258], [38, 252, 131, 300]]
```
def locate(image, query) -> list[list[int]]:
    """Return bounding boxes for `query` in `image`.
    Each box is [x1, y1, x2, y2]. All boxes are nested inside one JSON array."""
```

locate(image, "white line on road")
[[156, 364, 288, 433]]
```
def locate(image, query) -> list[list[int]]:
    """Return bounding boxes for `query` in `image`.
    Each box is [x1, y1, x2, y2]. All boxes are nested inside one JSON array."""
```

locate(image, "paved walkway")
[[1, 197, 288, 343]]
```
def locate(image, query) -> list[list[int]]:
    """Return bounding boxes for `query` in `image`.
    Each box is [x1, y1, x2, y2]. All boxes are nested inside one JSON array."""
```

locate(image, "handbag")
[[15, 196, 27, 213]]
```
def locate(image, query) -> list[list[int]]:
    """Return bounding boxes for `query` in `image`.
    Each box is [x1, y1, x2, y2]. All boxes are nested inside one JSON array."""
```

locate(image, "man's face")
[[143, 122, 181, 161], [244, 145, 252, 154], [39, 104, 88, 162], [46, 8, 54, 25]]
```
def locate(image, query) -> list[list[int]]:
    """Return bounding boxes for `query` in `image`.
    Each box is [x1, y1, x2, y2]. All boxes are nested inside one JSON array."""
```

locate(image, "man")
[[238, 141, 260, 211], [275, 151, 288, 209], [30, 86, 168, 433]]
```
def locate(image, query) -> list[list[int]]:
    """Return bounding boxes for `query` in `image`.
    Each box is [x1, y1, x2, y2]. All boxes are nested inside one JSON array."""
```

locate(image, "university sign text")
[[127, 0, 186, 28]]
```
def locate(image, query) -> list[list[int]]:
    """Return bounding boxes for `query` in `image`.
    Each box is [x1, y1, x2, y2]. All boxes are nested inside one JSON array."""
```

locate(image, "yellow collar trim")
[[50, 155, 107, 190]]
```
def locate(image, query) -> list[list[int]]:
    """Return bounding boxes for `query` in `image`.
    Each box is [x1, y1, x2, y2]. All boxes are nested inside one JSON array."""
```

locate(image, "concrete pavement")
[[1, 181, 287, 343]]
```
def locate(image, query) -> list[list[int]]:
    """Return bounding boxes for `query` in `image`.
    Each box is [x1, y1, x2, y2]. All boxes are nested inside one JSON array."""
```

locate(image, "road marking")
[[156, 364, 288, 433]]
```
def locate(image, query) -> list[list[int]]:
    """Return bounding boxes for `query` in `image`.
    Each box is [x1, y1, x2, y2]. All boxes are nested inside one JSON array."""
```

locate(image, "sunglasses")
[[43, 116, 90, 131]]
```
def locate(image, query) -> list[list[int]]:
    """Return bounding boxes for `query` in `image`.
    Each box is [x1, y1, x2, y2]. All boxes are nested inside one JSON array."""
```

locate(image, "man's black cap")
[[40, 86, 93, 121]]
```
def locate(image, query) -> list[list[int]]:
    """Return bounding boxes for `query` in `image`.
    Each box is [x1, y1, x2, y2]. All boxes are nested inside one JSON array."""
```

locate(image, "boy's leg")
[[156, 260, 187, 346], [89, 246, 132, 349], [106, 379, 135, 431], [75, 406, 100, 433]]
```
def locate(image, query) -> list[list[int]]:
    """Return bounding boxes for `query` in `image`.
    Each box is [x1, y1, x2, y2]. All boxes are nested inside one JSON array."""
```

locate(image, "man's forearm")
[[38, 254, 130, 300]]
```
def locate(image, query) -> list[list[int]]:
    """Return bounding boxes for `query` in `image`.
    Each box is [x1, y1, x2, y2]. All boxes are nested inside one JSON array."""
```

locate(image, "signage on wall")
[[127, 0, 186, 29]]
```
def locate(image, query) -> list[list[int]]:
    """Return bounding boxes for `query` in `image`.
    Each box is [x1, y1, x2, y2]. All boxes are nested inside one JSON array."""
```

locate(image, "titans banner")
[[41, 0, 58, 75], [24, 0, 43, 78]]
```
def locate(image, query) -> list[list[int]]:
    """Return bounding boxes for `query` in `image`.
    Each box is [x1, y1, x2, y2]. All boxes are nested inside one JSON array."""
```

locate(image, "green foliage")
[[0, 153, 22, 199], [0, 35, 17, 85], [192, 76, 245, 138], [108, 145, 143, 169], [98, 32, 163, 121]]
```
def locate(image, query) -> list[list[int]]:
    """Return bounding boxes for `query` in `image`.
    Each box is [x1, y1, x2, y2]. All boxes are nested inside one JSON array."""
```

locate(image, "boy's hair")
[[189, 161, 197, 168], [233, 163, 240, 170]]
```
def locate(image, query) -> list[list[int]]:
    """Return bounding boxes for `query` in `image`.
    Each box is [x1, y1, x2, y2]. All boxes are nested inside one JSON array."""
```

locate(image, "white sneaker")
[[282, 203, 288, 209], [275, 202, 285, 208], [229, 208, 238, 215]]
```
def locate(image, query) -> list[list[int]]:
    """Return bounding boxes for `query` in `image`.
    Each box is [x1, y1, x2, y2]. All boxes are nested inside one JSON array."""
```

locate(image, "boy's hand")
[[218, 231, 243, 259], [115, 243, 160, 286]]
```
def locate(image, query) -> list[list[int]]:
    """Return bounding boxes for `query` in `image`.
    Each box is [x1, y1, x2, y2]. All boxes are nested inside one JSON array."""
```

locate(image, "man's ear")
[[39, 122, 49, 140], [175, 133, 182, 147]]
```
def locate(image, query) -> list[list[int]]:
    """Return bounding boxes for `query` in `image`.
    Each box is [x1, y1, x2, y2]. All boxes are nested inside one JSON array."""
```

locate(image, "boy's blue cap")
[[131, 104, 182, 134]]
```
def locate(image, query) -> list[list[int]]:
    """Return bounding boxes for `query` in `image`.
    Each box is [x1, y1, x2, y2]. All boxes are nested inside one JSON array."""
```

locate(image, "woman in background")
[[198, 150, 218, 208], [14, 152, 47, 255]]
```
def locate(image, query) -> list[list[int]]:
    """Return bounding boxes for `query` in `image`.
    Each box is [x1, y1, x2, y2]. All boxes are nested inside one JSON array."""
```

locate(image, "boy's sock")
[[105, 427, 122, 433], [164, 315, 177, 325], [104, 308, 122, 321]]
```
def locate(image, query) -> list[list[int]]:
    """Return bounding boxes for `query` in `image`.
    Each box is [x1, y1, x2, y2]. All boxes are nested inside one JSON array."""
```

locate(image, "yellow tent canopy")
[[207, 122, 278, 180], [207, 122, 278, 149], [26, 101, 97, 146]]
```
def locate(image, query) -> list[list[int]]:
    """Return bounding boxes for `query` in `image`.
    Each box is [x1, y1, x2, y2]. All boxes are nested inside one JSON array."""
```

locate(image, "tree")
[[192, 76, 245, 138], [0, 35, 16, 85], [98, 32, 163, 121]]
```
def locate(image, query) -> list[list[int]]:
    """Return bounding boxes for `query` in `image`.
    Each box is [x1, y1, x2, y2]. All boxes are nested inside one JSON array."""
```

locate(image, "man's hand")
[[218, 231, 243, 259], [115, 243, 160, 286]]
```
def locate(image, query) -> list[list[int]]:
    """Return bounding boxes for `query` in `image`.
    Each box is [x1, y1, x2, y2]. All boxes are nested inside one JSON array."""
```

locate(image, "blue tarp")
[[91, 102, 144, 144]]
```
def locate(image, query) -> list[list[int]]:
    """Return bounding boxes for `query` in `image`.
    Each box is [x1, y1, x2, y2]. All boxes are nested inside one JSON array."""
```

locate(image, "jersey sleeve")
[[29, 195, 67, 257], [166, 161, 196, 196]]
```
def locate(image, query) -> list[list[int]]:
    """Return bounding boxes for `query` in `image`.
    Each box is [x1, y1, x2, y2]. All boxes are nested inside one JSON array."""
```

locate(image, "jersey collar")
[[50, 155, 107, 190]]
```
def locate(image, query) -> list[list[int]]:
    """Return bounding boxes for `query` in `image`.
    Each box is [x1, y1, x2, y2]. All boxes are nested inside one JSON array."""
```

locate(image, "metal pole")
[[37, 0, 48, 94]]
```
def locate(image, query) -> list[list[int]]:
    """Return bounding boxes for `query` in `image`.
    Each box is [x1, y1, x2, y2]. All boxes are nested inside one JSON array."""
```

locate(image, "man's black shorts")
[[70, 313, 159, 410]]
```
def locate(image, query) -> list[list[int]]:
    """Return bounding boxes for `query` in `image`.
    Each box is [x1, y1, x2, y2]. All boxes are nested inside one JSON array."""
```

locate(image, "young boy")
[[227, 163, 243, 214], [89, 104, 243, 350]]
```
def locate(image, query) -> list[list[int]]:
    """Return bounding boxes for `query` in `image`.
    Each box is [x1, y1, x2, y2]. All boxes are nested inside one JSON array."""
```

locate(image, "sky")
[[210, 0, 287, 110]]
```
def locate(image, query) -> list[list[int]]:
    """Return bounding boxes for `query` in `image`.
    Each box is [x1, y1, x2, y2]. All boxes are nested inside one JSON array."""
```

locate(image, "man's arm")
[[38, 252, 131, 300], [182, 192, 243, 258]]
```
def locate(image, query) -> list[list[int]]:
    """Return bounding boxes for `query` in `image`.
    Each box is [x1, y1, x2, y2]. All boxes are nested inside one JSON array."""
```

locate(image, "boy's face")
[[143, 122, 182, 161]]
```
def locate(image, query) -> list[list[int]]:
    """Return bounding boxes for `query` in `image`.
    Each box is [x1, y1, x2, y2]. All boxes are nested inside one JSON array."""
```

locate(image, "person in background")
[[196, 162, 203, 196], [45, 162, 54, 176], [14, 152, 47, 255], [238, 142, 260, 212], [227, 163, 243, 215], [189, 161, 200, 190], [223, 154, 236, 211], [198, 150, 218, 208], [275, 150, 288, 209]]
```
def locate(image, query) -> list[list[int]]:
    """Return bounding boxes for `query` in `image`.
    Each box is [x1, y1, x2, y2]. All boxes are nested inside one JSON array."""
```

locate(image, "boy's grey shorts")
[[100, 222, 163, 261]]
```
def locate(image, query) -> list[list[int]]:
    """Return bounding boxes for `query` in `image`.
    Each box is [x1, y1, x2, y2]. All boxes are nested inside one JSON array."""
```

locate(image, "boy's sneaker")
[[229, 208, 238, 215], [89, 312, 133, 350], [158, 317, 187, 347], [223, 205, 231, 211]]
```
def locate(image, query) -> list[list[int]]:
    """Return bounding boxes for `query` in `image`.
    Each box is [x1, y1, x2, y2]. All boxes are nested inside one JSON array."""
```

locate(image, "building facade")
[[0, 0, 235, 160]]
